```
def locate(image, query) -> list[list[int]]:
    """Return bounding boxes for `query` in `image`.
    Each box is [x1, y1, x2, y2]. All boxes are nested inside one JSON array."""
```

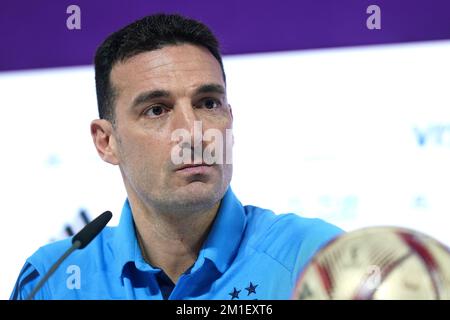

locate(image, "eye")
[[144, 105, 168, 118], [199, 98, 222, 110]]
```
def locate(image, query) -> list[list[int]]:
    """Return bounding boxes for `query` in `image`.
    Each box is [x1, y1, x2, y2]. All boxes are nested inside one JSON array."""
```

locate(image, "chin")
[[181, 180, 222, 199], [171, 181, 226, 212]]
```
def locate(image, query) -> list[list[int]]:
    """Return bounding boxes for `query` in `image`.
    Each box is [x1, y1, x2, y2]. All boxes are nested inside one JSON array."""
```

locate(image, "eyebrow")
[[131, 83, 226, 109], [193, 83, 226, 96], [131, 90, 171, 108]]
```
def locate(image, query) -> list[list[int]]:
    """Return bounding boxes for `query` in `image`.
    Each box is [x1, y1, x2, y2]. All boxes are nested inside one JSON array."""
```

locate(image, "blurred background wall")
[[1, 0, 450, 299]]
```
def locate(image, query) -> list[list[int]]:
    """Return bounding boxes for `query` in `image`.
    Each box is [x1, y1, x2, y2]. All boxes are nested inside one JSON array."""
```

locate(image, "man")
[[11, 14, 342, 300]]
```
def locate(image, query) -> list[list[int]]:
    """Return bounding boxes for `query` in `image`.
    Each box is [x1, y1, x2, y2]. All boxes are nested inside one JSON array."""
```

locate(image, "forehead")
[[110, 44, 224, 95]]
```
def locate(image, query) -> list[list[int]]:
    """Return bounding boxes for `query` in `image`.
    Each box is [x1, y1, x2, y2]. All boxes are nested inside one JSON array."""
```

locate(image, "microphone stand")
[[26, 211, 112, 300], [26, 241, 81, 300]]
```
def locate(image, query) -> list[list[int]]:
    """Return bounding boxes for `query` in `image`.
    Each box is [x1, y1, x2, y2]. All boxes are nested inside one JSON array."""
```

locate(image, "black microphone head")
[[72, 211, 112, 249]]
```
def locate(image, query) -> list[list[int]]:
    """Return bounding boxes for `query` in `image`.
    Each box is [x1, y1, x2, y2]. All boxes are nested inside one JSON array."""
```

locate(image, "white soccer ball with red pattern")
[[292, 226, 450, 300]]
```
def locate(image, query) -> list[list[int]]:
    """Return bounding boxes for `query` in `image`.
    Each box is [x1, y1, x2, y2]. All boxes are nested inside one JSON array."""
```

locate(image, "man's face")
[[105, 44, 233, 214]]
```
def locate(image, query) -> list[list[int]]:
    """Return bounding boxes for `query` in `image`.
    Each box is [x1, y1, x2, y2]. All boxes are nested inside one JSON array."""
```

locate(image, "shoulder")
[[243, 205, 342, 248], [242, 205, 343, 279], [11, 226, 116, 299], [244, 205, 341, 237], [9, 238, 74, 300], [28, 226, 115, 274]]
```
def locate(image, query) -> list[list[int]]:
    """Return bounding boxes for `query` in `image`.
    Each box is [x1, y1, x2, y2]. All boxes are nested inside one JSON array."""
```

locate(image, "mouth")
[[175, 163, 214, 175]]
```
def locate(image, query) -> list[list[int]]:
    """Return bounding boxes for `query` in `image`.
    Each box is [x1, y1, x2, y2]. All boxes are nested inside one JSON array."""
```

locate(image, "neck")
[[130, 194, 220, 284]]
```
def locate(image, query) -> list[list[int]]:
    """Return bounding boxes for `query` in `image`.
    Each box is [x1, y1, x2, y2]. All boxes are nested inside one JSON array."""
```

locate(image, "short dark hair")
[[94, 13, 226, 122]]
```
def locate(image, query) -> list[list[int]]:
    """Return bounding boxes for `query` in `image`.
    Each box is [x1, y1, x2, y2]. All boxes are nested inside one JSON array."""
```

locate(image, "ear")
[[90, 119, 119, 165]]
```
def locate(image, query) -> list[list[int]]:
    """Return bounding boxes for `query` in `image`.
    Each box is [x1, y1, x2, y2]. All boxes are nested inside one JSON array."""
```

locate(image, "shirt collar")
[[110, 187, 247, 277], [192, 187, 247, 274], [110, 199, 159, 276]]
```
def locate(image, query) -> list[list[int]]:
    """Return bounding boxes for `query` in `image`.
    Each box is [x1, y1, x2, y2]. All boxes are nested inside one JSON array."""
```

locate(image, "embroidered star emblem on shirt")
[[245, 282, 258, 295], [229, 287, 241, 300]]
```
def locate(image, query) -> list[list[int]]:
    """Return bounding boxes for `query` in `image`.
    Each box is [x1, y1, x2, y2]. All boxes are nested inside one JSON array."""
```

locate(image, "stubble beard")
[[149, 165, 232, 217]]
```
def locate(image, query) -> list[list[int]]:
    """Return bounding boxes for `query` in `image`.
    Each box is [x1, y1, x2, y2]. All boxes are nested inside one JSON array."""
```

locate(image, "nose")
[[171, 100, 200, 138], [170, 101, 205, 164]]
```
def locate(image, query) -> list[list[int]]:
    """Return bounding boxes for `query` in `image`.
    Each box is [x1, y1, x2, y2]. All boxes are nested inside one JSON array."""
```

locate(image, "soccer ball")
[[292, 226, 450, 299]]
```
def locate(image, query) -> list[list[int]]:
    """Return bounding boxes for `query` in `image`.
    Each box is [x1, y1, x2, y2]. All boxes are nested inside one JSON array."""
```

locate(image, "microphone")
[[26, 210, 113, 300]]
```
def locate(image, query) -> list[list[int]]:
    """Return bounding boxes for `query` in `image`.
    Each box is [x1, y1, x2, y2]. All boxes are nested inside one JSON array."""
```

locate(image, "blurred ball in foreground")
[[293, 226, 450, 299]]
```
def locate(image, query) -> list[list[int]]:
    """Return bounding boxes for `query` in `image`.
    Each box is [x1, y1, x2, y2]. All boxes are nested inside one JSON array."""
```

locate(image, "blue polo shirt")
[[11, 188, 342, 300]]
